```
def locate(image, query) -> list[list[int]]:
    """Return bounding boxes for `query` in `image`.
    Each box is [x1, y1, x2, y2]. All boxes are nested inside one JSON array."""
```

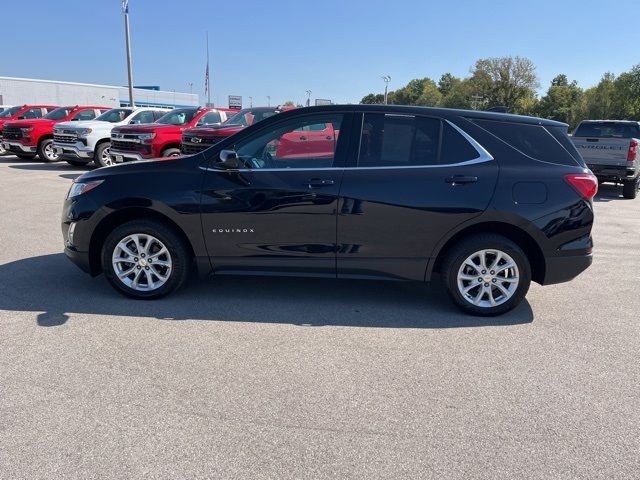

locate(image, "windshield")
[[573, 122, 640, 139], [156, 108, 198, 126], [0, 106, 22, 118], [225, 109, 279, 126], [96, 108, 133, 123], [44, 107, 72, 120]]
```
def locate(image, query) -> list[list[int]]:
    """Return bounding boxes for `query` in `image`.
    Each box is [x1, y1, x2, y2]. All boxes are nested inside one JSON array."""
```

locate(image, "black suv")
[[62, 105, 596, 315]]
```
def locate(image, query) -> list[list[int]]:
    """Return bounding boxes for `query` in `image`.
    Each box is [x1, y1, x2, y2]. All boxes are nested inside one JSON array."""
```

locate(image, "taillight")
[[627, 139, 638, 162], [565, 173, 598, 200]]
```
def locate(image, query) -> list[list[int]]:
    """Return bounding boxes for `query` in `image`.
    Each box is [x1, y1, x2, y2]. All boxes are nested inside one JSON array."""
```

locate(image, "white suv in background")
[[53, 107, 169, 167]]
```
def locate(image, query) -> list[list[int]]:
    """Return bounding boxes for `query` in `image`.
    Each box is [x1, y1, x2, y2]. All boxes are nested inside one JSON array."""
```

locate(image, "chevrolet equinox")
[[62, 105, 596, 316]]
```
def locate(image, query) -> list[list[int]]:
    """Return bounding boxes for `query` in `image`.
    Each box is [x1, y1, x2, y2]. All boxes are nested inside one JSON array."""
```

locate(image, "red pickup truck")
[[181, 106, 293, 155], [2, 105, 109, 161], [0, 104, 58, 155], [109, 107, 234, 163]]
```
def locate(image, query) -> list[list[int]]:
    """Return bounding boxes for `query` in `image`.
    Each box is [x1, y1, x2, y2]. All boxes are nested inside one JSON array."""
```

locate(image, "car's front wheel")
[[441, 234, 531, 316], [101, 220, 191, 299], [94, 142, 113, 168]]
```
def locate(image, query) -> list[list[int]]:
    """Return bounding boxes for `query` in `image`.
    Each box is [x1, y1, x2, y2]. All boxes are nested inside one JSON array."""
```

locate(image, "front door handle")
[[445, 175, 478, 185], [307, 178, 335, 188]]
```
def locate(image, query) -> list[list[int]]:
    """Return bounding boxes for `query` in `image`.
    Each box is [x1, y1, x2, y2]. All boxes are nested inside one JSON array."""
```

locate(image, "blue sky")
[[2, 0, 638, 106]]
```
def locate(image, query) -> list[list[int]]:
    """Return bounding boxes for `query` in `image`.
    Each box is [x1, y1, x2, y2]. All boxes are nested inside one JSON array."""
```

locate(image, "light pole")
[[382, 75, 391, 105], [305, 90, 312, 107], [249, 96, 253, 107], [267, 95, 271, 107], [188, 82, 193, 94], [122, 0, 135, 107]]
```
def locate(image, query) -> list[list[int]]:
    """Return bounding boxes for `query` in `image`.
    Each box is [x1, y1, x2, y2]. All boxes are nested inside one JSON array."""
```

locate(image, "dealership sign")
[[228, 95, 242, 109]]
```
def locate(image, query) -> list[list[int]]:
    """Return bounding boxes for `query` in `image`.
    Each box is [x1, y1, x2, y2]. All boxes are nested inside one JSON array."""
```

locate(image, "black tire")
[[66, 159, 92, 167], [101, 220, 191, 299], [441, 234, 532, 316], [16, 153, 37, 160], [622, 178, 639, 199], [94, 142, 113, 168], [37, 138, 60, 162], [161, 147, 181, 158]]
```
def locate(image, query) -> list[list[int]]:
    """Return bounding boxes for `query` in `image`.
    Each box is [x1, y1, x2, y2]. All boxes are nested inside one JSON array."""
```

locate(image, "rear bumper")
[[588, 164, 637, 182], [2, 141, 37, 153], [541, 253, 592, 285]]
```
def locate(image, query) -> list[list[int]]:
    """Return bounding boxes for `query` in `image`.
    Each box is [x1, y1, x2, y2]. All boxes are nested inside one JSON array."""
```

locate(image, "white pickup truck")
[[571, 120, 640, 199], [53, 107, 169, 167]]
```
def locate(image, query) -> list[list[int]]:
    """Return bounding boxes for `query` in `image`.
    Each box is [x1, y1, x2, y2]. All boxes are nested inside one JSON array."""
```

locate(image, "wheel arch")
[[88, 207, 195, 275], [429, 221, 546, 284]]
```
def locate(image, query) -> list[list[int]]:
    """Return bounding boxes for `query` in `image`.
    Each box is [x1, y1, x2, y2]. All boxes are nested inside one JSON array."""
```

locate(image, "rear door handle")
[[307, 178, 335, 188], [445, 175, 478, 185]]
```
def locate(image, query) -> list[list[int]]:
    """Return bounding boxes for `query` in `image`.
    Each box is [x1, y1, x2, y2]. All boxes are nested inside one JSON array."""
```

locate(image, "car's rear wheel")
[[38, 138, 60, 162], [101, 220, 190, 299], [161, 147, 181, 158], [442, 234, 531, 316], [94, 142, 113, 168], [622, 177, 639, 199]]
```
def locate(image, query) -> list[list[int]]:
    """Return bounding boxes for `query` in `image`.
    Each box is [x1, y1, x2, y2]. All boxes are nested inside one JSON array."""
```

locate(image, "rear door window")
[[470, 118, 581, 166]]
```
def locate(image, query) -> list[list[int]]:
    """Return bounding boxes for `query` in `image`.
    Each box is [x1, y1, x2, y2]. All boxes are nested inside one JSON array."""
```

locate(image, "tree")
[[393, 78, 442, 106], [470, 56, 539, 113], [612, 65, 640, 120], [282, 100, 295, 107], [437, 73, 461, 97], [360, 93, 386, 104], [536, 74, 584, 128]]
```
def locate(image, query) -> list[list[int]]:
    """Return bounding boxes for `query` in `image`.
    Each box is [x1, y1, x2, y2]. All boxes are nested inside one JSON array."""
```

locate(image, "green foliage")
[[359, 58, 640, 128]]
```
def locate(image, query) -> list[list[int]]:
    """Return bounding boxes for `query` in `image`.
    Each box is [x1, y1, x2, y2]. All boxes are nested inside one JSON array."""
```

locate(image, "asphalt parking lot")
[[0, 155, 638, 479]]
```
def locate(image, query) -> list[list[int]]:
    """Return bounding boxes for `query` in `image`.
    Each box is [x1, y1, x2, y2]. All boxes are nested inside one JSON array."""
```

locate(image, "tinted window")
[[471, 118, 580, 166], [233, 114, 343, 169], [547, 125, 585, 166], [44, 107, 72, 120], [73, 110, 97, 121], [197, 111, 222, 126], [21, 108, 44, 119], [153, 110, 167, 121], [97, 108, 133, 122], [358, 114, 440, 167], [156, 108, 198, 125], [440, 123, 480, 163], [130, 110, 155, 124], [573, 122, 640, 139], [0, 106, 21, 118]]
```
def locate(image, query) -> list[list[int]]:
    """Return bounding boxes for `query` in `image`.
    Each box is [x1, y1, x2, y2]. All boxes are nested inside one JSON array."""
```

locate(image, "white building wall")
[[0, 77, 198, 108]]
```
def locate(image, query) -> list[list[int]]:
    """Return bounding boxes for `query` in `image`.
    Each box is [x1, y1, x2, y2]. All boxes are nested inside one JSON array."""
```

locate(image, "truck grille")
[[2, 126, 22, 140], [54, 133, 77, 144], [181, 143, 208, 155], [111, 140, 141, 152]]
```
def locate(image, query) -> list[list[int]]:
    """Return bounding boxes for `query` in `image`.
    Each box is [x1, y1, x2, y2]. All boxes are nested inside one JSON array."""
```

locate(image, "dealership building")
[[0, 76, 198, 109]]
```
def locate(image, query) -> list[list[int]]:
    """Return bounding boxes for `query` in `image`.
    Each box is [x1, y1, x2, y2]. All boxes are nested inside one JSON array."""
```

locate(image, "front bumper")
[[64, 246, 93, 274], [2, 141, 37, 153], [541, 253, 592, 285], [109, 150, 149, 163], [53, 142, 94, 160]]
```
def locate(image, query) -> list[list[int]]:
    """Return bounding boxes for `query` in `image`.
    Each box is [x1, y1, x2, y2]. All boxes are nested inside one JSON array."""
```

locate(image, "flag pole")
[[206, 31, 211, 106], [123, 0, 135, 107]]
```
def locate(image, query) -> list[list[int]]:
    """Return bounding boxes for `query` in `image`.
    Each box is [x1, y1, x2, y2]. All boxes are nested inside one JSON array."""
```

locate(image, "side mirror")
[[219, 149, 240, 169]]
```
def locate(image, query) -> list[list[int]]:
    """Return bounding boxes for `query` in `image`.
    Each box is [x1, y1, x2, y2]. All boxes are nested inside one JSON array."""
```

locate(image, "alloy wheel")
[[456, 249, 519, 308], [112, 233, 172, 291], [44, 142, 59, 161], [102, 147, 114, 166]]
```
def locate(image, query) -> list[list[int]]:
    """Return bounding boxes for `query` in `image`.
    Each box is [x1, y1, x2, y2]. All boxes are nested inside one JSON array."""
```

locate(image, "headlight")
[[67, 180, 103, 199], [138, 133, 155, 141], [76, 128, 92, 137]]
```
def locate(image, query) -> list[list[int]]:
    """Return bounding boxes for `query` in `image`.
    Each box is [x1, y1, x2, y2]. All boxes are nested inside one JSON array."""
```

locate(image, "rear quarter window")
[[470, 118, 582, 167]]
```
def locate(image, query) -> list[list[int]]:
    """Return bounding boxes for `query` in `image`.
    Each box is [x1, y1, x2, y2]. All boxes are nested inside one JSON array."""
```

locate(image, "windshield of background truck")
[[573, 122, 640, 139], [0, 106, 21, 118], [225, 109, 279, 127], [96, 108, 133, 123], [156, 108, 198, 126], [44, 107, 72, 120]]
